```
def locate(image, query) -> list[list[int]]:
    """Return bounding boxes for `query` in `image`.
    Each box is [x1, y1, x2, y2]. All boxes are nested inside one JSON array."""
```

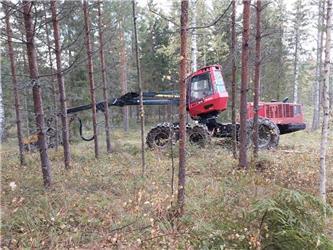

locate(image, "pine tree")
[[4, 3, 26, 166], [119, 26, 129, 132], [82, 0, 99, 158], [132, 0, 146, 175], [231, 0, 237, 159], [253, 0, 262, 158], [51, 0, 72, 168], [239, 0, 251, 169], [23, 1, 52, 187], [97, 1, 112, 154], [44, 4, 59, 150], [177, 0, 189, 216]]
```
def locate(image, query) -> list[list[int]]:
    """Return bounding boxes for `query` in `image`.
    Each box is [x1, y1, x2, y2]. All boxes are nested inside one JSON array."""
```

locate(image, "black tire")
[[146, 123, 173, 149], [187, 124, 211, 147], [247, 118, 280, 149]]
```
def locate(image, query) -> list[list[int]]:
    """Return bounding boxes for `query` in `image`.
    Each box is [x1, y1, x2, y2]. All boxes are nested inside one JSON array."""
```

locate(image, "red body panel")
[[247, 102, 304, 125], [187, 65, 228, 118]]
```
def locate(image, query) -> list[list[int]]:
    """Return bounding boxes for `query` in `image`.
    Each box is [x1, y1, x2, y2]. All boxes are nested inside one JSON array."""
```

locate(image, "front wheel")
[[187, 124, 211, 147], [146, 123, 173, 149]]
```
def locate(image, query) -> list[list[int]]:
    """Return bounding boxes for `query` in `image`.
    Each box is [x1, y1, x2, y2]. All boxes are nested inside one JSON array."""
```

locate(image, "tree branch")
[[188, 1, 232, 30]]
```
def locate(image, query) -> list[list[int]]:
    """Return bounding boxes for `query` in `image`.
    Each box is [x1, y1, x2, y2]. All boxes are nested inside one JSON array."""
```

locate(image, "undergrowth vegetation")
[[1, 128, 333, 249]]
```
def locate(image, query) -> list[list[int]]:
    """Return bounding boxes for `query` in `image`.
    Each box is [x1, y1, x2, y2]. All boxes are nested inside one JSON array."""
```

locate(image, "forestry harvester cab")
[[26, 64, 301, 151]]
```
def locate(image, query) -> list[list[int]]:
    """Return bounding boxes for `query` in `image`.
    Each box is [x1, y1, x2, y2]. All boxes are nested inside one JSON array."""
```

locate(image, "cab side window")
[[214, 70, 226, 94]]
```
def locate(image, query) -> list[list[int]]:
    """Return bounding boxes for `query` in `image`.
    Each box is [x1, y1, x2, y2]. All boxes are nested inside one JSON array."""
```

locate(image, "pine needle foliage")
[[249, 189, 333, 249], [197, 189, 333, 249]]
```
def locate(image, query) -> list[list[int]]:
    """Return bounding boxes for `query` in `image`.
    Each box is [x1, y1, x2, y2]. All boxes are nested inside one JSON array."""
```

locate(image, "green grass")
[[1, 127, 333, 249]]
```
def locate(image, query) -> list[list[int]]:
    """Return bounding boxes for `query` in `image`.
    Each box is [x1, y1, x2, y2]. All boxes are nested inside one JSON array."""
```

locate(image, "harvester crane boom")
[[66, 92, 180, 115]]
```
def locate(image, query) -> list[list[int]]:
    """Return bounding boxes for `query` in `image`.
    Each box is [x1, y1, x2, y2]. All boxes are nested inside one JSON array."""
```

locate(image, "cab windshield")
[[190, 72, 213, 102]]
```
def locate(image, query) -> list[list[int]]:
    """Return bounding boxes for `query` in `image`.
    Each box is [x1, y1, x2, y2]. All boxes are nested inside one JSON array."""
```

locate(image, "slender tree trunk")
[[0, 81, 4, 143], [22, 46, 31, 152], [191, 0, 197, 71], [4, 5, 26, 165], [231, 0, 237, 159], [203, 35, 207, 66], [24, 88, 30, 152], [51, 0, 71, 168], [312, 0, 323, 131], [132, 0, 146, 176], [239, 0, 251, 169], [97, 1, 112, 154], [276, 1, 284, 101], [319, 1, 326, 109], [120, 28, 129, 132], [293, 8, 300, 104], [23, 1, 52, 187], [253, 0, 262, 158], [44, 5, 59, 150], [82, 0, 99, 158], [177, 0, 189, 216], [320, 0, 331, 204]]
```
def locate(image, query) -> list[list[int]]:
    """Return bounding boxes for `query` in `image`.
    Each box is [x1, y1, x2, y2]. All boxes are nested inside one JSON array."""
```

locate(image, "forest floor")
[[1, 127, 333, 249]]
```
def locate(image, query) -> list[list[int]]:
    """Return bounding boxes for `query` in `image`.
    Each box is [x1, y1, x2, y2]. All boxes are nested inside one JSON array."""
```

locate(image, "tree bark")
[[319, 0, 331, 204], [253, 0, 262, 158], [120, 28, 129, 132], [44, 5, 59, 150], [82, 0, 99, 158], [97, 1, 112, 154], [231, 0, 237, 159], [0, 81, 4, 143], [319, 0, 326, 109], [191, 0, 197, 71], [4, 4, 26, 166], [132, 0, 146, 176], [177, 0, 189, 216], [51, 0, 72, 168], [239, 0, 251, 169], [22, 46, 31, 152], [23, 1, 52, 187]]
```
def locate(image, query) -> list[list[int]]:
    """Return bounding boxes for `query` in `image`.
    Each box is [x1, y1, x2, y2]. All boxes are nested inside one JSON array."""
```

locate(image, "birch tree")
[[312, 0, 325, 131], [319, 0, 331, 203], [290, 0, 309, 104], [292, 5, 300, 104]]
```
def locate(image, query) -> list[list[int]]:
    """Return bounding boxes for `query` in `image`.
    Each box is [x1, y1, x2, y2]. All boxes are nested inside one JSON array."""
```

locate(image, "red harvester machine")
[[67, 64, 306, 150]]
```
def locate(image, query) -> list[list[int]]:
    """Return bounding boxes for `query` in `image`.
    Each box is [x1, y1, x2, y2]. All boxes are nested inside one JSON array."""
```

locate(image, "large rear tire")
[[247, 118, 280, 149]]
